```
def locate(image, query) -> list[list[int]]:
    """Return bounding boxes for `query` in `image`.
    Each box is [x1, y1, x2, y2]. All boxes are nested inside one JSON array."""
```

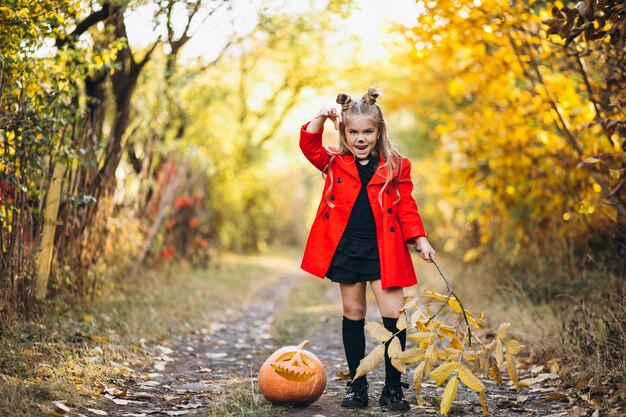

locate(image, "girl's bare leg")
[[339, 282, 367, 320], [370, 279, 404, 318]]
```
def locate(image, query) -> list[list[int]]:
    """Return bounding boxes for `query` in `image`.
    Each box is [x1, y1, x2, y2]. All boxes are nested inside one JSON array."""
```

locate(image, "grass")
[[455, 240, 626, 389], [192, 379, 286, 417], [0, 252, 295, 417]]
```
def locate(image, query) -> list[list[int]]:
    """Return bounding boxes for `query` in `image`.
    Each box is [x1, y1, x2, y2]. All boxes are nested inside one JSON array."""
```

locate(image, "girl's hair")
[[324, 87, 403, 207]]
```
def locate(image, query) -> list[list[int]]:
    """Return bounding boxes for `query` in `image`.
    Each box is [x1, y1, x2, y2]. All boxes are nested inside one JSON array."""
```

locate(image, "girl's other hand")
[[411, 236, 436, 263], [315, 107, 341, 130]]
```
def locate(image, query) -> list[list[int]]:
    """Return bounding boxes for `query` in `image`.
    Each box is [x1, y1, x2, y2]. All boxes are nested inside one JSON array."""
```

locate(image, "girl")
[[299, 88, 436, 411]]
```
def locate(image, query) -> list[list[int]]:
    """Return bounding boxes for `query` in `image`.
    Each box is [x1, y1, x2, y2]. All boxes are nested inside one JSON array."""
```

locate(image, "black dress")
[[326, 154, 381, 283]]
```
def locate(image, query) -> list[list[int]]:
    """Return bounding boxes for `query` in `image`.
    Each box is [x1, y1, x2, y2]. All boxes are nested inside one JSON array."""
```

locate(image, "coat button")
[[385, 188, 390, 194], [324, 213, 329, 219], [390, 226, 395, 232], [388, 208, 392, 214], [330, 195, 336, 201], [337, 177, 343, 183]]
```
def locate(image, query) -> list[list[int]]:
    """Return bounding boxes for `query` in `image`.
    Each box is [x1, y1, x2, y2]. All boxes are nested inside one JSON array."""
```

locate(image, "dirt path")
[[92, 260, 602, 417]]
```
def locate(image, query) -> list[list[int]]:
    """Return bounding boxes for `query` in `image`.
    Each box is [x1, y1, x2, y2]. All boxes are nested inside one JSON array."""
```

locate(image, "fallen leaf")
[[85, 409, 108, 415], [52, 401, 71, 412], [335, 371, 351, 380], [204, 352, 228, 359], [36, 404, 64, 417], [542, 391, 570, 401]]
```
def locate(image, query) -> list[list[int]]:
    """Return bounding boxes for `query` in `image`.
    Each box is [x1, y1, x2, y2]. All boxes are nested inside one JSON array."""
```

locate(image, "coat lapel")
[[334, 154, 360, 181], [369, 154, 393, 185]]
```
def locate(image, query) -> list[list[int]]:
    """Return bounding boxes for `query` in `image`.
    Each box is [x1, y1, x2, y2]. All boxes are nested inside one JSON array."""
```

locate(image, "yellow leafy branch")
[[353, 251, 526, 415], [409, 247, 475, 346]]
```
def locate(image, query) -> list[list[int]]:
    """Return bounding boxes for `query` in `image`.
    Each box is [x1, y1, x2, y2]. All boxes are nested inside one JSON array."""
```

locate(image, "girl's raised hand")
[[411, 236, 436, 263], [315, 107, 341, 130]]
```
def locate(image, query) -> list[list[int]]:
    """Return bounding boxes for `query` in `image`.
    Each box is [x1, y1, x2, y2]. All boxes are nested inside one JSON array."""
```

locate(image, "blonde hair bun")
[[336, 92, 354, 111], [363, 87, 380, 105]]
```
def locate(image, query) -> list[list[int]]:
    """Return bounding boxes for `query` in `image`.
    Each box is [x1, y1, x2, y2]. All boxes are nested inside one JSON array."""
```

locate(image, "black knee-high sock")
[[382, 316, 406, 386], [342, 316, 367, 384]]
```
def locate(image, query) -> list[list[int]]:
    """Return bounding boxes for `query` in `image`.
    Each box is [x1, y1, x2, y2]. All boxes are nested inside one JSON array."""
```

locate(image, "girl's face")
[[344, 115, 379, 160]]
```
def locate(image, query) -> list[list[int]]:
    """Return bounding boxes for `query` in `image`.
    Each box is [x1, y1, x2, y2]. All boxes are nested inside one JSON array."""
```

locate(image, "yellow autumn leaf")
[[391, 358, 406, 374], [354, 344, 385, 379], [458, 363, 486, 392], [402, 296, 418, 311], [506, 339, 524, 355], [442, 347, 462, 359], [388, 336, 402, 358], [365, 321, 392, 342], [395, 347, 426, 363], [506, 352, 520, 391], [495, 338, 504, 365], [413, 360, 426, 396], [440, 375, 459, 415], [462, 350, 481, 361], [465, 311, 481, 328], [426, 319, 442, 331], [496, 322, 511, 339], [479, 389, 489, 415], [438, 324, 457, 337], [448, 297, 462, 313], [490, 359, 503, 385], [396, 311, 407, 331], [407, 331, 436, 343], [410, 309, 423, 325], [429, 361, 458, 386], [424, 289, 448, 300], [424, 342, 437, 375], [480, 350, 490, 374], [415, 320, 429, 332]]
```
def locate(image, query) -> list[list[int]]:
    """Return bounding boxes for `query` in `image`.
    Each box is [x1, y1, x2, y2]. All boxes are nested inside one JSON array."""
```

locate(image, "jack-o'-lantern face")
[[270, 350, 317, 382], [258, 340, 327, 406]]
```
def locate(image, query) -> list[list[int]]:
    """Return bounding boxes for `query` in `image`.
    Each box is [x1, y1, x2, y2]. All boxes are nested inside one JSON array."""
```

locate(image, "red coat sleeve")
[[299, 121, 331, 172], [396, 157, 427, 242]]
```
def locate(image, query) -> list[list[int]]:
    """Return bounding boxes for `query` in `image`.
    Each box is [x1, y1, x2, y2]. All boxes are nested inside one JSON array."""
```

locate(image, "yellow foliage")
[[479, 389, 489, 415], [506, 339, 524, 355], [388, 336, 402, 359], [396, 348, 426, 363], [440, 376, 459, 415], [506, 352, 520, 391], [429, 361, 458, 387], [412, 360, 426, 396], [496, 322, 511, 339], [407, 331, 436, 343], [458, 363, 486, 392], [396, 311, 407, 331], [354, 344, 385, 380], [495, 338, 504, 365], [365, 321, 392, 342], [490, 359, 503, 385]]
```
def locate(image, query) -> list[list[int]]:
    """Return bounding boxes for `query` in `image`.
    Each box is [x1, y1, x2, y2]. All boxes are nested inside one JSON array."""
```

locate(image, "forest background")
[[0, 0, 624, 408]]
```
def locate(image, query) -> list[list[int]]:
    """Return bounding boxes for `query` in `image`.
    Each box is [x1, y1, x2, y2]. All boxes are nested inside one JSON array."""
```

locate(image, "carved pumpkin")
[[258, 340, 326, 405]]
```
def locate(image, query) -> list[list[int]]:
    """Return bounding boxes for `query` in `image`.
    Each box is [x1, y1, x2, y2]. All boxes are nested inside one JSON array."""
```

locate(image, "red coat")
[[299, 122, 427, 289]]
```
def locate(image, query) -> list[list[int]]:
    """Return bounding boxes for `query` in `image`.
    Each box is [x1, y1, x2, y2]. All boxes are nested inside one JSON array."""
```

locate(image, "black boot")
[[379, 382, 410, 411], [340, 379, 369, 408]]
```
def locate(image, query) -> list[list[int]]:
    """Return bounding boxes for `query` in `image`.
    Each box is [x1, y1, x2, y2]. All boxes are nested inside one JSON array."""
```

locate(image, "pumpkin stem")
[[297, 340, 310, 349]]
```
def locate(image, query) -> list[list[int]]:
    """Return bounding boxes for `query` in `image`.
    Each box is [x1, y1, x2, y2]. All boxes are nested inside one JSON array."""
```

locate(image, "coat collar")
[[334, 152, 393, 185]]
